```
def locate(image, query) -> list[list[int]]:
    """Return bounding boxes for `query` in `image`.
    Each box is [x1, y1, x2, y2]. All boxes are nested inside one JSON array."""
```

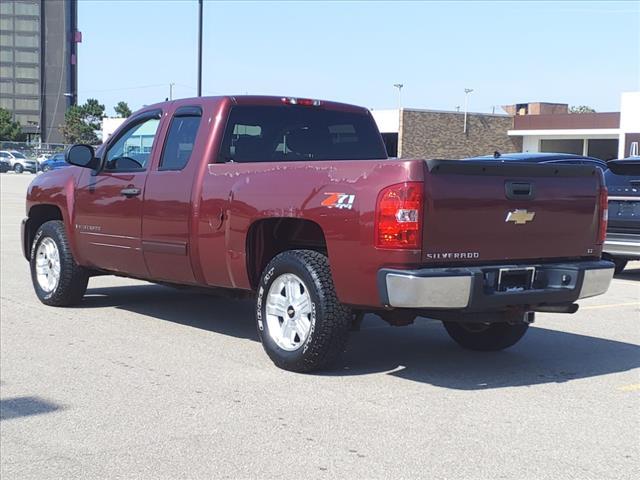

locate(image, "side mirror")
[[65, 144, 100, 169]]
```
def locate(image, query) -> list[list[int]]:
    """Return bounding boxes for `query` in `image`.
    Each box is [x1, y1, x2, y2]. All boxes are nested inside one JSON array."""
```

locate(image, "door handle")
[[120, 187, 141, 198]]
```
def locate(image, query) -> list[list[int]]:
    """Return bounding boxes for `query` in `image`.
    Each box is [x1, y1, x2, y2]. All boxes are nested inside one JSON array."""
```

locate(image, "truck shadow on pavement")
[[81, 284, 640, 390]]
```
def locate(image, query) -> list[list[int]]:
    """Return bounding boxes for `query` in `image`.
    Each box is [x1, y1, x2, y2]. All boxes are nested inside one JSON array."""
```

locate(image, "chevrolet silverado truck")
[[23, 95, 614, 372]]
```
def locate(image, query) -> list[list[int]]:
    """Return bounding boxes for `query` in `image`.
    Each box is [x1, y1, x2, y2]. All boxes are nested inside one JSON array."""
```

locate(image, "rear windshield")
[[218, 105, 387, 163]]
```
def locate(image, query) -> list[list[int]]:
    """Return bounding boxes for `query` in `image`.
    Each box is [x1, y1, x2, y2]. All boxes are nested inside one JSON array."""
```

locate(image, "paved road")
[[1, 173, 639, 479]]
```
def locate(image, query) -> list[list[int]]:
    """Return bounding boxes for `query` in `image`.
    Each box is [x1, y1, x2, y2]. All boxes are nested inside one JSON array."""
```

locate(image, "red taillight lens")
[[375, 182, 423, 249], [597, 186, 608, 245]]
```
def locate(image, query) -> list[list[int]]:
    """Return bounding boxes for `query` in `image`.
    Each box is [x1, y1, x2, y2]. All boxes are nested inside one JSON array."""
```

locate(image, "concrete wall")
[[399, 109, 521, 159]]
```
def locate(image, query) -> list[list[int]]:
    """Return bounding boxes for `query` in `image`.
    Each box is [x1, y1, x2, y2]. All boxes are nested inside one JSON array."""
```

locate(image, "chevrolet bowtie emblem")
[[505, 209, 535, 225]]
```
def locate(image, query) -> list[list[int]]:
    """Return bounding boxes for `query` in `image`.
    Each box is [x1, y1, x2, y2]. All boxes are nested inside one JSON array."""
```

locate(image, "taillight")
[[375, 182, 423, 249], [597, 186, 608, 245]]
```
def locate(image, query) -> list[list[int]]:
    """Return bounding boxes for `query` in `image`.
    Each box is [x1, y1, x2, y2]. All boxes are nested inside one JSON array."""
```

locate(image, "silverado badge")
[[505, 209, 535, 225]]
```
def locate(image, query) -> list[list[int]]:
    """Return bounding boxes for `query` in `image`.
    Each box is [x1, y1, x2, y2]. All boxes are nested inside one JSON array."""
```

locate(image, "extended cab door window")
[[104, 117, 161, 171], [158, 107, 202, 171]]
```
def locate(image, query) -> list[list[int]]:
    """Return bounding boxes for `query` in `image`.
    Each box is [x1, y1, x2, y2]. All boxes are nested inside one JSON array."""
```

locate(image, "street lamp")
[[197, 0, 203, 97], [463, 88, 473, 134], [393, 83, 403, 110]]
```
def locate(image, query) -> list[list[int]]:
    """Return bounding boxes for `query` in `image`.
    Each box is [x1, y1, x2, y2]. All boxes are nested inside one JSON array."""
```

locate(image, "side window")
[[105, 116, 160, 171], [159, 113, 202, 171]]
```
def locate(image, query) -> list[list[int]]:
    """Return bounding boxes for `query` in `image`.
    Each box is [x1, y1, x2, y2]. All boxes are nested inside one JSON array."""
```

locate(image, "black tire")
[[14, 163, 24, 174], [42, 165, 51, 172], [30, 220, 89, 306], [256, 250, 351, 372], [613, 259, 628, 275], [443, 321, 529, 351]]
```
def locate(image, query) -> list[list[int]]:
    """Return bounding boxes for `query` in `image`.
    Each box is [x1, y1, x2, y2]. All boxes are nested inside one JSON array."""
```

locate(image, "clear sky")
[[77, 0, 640, 115]]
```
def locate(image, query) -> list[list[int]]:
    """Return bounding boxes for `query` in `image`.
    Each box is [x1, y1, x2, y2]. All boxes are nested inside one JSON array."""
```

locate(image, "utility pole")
[[463, 88, 473, 134], [197, 0, 203, 97], [169, 82, 175, 101], [393, 83, 403, 110]]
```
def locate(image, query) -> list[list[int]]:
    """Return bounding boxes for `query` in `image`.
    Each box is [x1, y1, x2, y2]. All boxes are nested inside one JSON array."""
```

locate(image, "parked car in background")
[[0, 150, 38, 173], [39, 153, 69, 172], [36, 153, 52, 165], [0, 156, 11, 173], [465, 152, 608, 170], [603, 157, 640, 274]]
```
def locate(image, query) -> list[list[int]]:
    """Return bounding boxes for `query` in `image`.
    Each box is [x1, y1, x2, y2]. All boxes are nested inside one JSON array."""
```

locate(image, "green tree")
[[0, 108, 26, 141], [60, 99, 105, 144], [114, 101, 132, 118], [569, 105, 596, 114]]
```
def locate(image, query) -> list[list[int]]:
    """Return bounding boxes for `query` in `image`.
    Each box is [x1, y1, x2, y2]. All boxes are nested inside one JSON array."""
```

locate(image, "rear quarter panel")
[[198, 159, 425, 307]]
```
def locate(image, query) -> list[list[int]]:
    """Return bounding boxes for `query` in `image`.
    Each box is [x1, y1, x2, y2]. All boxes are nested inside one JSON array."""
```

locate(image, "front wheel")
[[443, 321, 529, 351], [256, 250, 351, 372], [30, 220, 89, 306], [14, 163, 24, 174]]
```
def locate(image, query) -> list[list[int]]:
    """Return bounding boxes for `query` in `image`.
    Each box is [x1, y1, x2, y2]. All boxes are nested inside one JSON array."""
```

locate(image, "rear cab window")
[[218, 105, 387, 163]]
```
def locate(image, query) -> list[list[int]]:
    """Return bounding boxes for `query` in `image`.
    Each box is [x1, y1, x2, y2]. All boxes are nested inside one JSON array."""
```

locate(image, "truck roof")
[[137, 95, 370, 115]]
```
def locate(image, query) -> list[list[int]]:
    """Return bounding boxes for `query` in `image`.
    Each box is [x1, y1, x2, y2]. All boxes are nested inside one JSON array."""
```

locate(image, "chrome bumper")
[[379, 260, 614, 310], [604, 233, 640, 259]]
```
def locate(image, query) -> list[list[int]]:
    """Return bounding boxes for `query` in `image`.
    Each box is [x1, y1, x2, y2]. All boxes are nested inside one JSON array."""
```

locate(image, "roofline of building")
[[508, 128, 620, 136], [401, 107, 510, 117]]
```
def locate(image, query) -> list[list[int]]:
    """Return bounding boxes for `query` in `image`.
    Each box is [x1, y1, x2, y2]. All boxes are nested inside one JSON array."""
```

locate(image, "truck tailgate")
[[422, 160, 603, 264]]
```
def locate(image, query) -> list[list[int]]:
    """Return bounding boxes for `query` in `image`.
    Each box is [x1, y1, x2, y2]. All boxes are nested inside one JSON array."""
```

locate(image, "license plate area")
[[497, 267, 535, 292]]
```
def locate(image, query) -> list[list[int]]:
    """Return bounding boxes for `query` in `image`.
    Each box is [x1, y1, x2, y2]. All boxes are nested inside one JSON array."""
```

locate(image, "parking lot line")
[[580, 302, 640, 310], [618, 384, 640, 392]]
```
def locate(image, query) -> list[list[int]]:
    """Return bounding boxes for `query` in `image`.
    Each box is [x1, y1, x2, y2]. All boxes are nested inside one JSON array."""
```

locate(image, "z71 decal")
[[321, 193, 355, 210]]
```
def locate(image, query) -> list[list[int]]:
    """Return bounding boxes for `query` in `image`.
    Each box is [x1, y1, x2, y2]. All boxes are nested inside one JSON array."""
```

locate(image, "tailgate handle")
[[505, 181, 534, 200]]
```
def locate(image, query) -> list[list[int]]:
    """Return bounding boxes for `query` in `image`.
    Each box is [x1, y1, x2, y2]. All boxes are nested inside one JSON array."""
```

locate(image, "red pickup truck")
[[23, 96, 614, 372]]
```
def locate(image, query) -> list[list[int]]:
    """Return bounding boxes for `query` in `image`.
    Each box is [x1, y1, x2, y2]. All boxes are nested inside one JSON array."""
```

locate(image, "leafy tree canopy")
[[569, 105, 596, 114], [114, 101, 132, 118], [60, 99, 105, 144], [0, 108, 26, 141]]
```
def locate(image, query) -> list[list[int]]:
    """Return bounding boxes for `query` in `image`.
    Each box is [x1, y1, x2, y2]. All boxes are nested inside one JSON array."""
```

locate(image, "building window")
[[14, 34, 38, 48], [587, 139, 618, 161], [14, 2, 39, 16], [0, 33, 13, 47], [0, 81, 13, 95], [15, 65, 38, 80], [0, 65, 13, 78], [14, 98, 39, 111], [540, 139, 584, 155], [15, 49, 38, 63], [0, 3, 13, 15], [15, 81, 38, 95], [14, 18, 39, 33], [0, 49, 13, 62], [0, 17, 13, 30], [15, 113, 39, 126], [0, 98, 12, 110]]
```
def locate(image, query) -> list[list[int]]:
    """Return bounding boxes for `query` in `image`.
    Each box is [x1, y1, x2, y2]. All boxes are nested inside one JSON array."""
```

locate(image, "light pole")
[[197, 0, 203, 97], [393, 83, 403, 110], [463, 88, 473, 134]]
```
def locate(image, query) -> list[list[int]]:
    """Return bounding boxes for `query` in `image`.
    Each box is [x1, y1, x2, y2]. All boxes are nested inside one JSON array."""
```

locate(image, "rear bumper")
[[604, 233, 640, 259], [378, 260, 614, 311]]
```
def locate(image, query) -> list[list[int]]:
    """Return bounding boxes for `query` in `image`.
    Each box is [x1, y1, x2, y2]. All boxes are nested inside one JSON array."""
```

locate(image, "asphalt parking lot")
[[1, 172, 638, 480]]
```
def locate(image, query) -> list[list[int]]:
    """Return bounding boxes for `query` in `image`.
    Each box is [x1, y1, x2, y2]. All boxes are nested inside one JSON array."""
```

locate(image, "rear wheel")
[[30, 220, 89, 306], [14, 163, 23, 174], [443, 321, 529, 351], [256, 250, 351, 372], [42, 165, 51, 172]]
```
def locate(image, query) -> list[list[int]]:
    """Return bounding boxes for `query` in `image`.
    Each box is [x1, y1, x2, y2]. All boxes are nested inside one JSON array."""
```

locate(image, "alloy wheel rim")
[[35, 237, 61, 293], [265, 273, 313, 351]]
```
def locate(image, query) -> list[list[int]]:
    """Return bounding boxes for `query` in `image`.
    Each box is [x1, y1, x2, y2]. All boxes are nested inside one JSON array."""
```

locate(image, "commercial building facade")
[[372, 108, 522, 159], [507, 92, 640, 160], [0, 0, 79, 143]]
